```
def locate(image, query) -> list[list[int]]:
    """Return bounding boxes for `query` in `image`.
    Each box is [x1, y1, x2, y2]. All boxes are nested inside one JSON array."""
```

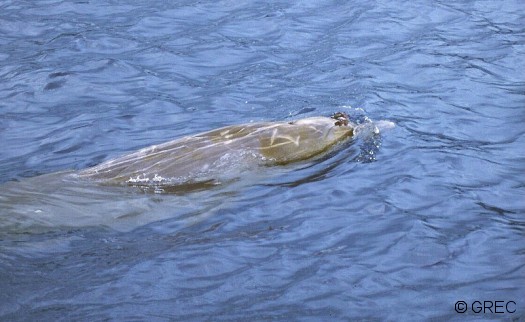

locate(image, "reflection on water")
[[1, 0, 524, 320]]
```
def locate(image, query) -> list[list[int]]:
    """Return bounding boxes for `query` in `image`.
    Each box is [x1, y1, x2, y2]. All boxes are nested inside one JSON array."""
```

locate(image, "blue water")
[[1, 1, 524, 320]]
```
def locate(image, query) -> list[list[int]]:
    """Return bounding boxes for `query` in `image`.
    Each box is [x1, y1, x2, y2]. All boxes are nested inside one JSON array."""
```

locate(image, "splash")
[[339, 105, 395, 163]]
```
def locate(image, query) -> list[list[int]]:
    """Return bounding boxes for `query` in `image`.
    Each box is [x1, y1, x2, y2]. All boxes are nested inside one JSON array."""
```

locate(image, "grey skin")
[[77, 115, 355, 186]]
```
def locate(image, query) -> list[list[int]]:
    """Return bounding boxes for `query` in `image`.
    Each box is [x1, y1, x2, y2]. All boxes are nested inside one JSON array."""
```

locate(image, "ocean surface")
[[1, 0, 524, 320]]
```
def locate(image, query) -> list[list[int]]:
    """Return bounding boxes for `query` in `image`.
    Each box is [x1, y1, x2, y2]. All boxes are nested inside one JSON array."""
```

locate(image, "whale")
[[76, 112, 356, 187], [0, 112, 393, 232]]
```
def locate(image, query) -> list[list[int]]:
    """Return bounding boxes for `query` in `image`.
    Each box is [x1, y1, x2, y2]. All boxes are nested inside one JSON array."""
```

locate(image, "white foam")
[[375, 120, 396, 132], [128, 173, 150, 183]]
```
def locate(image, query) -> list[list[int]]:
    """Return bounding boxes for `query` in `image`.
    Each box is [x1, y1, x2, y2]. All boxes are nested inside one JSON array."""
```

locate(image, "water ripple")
[[1, 0, 524, 320]]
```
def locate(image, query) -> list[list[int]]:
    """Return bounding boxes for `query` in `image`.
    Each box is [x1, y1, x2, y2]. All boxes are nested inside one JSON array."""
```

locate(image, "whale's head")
[[258, 112, 354, 164], [78, 112, 356, 184]]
